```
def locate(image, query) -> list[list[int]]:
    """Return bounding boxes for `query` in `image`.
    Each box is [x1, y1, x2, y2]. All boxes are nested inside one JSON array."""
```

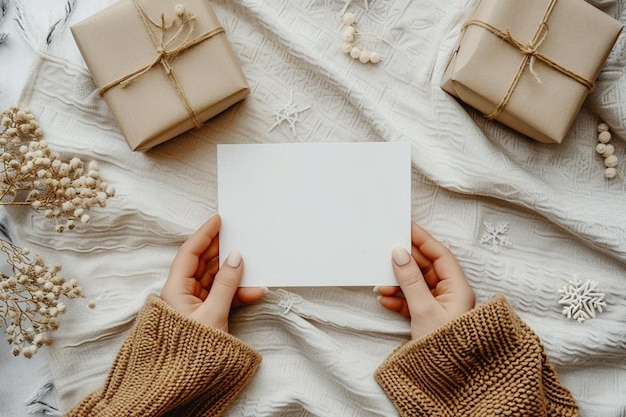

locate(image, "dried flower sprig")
[[0, 239, 83, 357], [0, 106, 114, 357], [1, 106, 115, 232]]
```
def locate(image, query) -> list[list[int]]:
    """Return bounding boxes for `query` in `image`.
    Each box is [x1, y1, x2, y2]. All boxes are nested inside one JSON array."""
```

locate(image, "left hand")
[[161, 214, 266, 333]]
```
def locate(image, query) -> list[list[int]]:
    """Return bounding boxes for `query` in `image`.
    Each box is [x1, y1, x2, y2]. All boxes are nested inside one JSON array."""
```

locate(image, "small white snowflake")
[[480, 222, 513, 253], [275, 288, 304, 314], [558, 279, 606, 323], [268, 90, 311, 137]]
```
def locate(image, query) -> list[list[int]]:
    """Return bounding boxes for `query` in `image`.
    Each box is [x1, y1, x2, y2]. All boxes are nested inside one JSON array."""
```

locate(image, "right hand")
[[377, 223, 475, 340]]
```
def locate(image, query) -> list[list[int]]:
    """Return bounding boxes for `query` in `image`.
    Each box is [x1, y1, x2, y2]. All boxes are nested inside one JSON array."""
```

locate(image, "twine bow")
[[503, 22, 549, 84], [462, 0, 594, 120], [99, 0, 225, 128]]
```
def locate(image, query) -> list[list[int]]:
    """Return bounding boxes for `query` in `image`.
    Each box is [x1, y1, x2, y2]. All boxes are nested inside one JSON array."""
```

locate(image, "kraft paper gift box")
[[441, 0, 623, 144], [71, 0, 249, 151]]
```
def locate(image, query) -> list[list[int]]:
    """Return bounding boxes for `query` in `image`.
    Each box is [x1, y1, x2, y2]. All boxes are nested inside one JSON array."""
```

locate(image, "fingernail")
[[376, 295, 382, 302], [226, 250, 242, 268], [261, 287, 269, 295], [372, 286, 380, 293], [392, 246, 411, 266]]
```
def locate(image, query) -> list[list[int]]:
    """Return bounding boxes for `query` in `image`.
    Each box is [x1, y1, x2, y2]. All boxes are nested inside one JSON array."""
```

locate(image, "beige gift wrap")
[[441, 0, 623, 144], [71, 0, 249, 151]]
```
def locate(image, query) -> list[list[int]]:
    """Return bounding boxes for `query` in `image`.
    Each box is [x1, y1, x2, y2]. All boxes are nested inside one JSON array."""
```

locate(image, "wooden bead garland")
[[596, 122, 621, 179], [341, 12, 382, 64]]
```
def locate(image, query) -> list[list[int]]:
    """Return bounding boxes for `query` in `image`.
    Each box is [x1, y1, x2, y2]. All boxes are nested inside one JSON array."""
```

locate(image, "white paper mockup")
[[217, 142, 411, 287]]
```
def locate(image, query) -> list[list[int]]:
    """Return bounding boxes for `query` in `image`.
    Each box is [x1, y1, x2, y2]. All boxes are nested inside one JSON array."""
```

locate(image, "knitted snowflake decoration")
[[558, 279, 606, 323], [268, 90, 311, 137], [480, 222, 513, 253], [275, 289, 303, 314]]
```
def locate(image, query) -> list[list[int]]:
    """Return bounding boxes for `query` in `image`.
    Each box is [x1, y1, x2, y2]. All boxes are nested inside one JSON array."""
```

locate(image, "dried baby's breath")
[[0, 239, 83, 357], [0, 106, 115, 230], [0, 106, 114, 357]]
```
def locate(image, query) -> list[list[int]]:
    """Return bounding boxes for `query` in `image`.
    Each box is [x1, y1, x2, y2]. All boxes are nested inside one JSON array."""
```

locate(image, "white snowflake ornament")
[[480, 222, 513, 253], [268, 90, 311, 137], [558, 279, 606, 323]]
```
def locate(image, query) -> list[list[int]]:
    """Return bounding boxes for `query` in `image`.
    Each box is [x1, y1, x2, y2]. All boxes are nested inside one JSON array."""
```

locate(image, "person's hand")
[[161, 214, 266, 333], [377, 223, 475, 340]]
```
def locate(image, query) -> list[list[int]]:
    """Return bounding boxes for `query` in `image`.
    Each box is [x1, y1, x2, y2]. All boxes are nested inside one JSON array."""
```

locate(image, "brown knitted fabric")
[[375, 295, 579, 417], [66, 294, 261, 417]]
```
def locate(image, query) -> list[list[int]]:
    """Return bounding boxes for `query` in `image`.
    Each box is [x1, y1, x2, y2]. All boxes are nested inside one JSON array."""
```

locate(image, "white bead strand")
[[340, 12, 383, 65], [605, 167, 618, 179], [342, 12, 356, 26], [369, 51, 381, 64], [595, 122, 622, 180]]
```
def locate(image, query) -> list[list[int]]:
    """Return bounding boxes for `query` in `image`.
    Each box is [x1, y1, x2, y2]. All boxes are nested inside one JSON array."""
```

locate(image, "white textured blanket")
[[5, 0, 626, 415]]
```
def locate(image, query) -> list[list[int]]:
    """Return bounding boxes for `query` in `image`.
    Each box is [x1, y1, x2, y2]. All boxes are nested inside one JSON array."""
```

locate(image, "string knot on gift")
[[503, 23, 548, 83], [99, 0, 225, 128], [461, 0, 595, 120]]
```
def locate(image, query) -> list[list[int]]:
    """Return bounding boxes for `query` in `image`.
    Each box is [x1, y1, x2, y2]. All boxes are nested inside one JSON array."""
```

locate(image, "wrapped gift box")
[[71, 0, 249, 151], [441, 0, 623, 144]]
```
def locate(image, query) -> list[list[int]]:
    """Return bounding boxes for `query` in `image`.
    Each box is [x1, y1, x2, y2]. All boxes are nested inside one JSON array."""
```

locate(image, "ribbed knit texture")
[[375, 295, 579, 417], [65, 294, 261, 417]]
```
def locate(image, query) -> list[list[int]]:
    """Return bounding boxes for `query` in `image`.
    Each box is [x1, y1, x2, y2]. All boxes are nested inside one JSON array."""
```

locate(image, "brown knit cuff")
[[137, 294, 262, 414], [67, 294, 261, 417], [145, 293, 262, 366], [375, 295, 578, 417]]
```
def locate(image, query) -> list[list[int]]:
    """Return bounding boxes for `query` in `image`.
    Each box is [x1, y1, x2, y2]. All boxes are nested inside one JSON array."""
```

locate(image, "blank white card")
[[217, 142, 411, 287]]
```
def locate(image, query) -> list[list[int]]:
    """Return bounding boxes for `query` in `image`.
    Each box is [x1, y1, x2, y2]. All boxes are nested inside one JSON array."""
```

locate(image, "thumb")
[[194, 250, 243, 330], [391, 246, 436, 314]]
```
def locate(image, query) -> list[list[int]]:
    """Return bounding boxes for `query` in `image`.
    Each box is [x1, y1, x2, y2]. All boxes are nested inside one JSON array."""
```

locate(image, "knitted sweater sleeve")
[[375, 295, 579, 417], [66, 294, 261, 417]]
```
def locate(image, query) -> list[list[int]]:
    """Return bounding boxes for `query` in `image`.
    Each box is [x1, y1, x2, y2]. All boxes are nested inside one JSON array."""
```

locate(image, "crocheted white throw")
[[5, 0, 626, 416]]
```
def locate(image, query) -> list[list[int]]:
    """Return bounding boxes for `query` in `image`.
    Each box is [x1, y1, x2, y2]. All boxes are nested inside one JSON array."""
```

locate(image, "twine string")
[[461, 0, 594, 120], [504, 22, 548, 83], [99, 0, 225, 128]]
